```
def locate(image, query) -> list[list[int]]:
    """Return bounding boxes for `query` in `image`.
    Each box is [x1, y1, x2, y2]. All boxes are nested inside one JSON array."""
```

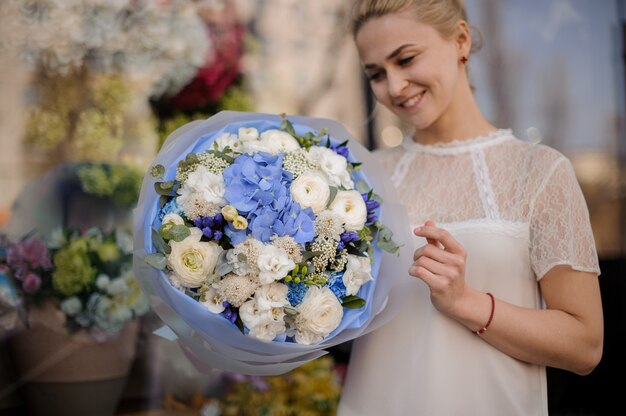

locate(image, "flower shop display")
[[0, 161, 148, 415], [0, 0, 212, 168], [134, 111, 414, 375], [162, 356, 342, 416], [151, 0, 253, 149]]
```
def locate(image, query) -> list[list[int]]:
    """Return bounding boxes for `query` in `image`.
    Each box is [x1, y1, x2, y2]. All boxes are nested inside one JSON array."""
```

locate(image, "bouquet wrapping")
[[133, 111, 413, 375]]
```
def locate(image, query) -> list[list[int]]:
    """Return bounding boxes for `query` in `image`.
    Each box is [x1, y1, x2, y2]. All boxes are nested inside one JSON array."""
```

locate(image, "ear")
[[454, 20, 472, 59]]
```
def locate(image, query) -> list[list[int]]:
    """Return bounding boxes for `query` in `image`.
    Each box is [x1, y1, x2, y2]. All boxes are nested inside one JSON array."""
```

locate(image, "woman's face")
[[356, 11, 465, 131]]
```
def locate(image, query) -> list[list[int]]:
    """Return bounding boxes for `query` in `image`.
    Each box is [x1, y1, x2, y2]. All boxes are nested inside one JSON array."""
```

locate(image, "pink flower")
[[22, 272, 42, 294], [7, 237, 52, 278]]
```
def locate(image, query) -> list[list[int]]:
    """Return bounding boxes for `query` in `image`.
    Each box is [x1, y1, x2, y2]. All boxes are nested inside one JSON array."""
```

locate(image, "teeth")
[[401, 93, 422, 108]]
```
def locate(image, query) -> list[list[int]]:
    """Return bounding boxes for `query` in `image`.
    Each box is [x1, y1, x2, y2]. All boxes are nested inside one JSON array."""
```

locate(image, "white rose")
[[343, 254, 373, 296], [329, 190, 367, 231], [307, 146, 354, 189], [162, 213, 185, 226], [200, 286, 225, 314], [255, 282, 290, 311], [259, 129, 301, 155], [168, 227, 223, 288], [294, 286, 343, 345], [176, 165, 226, 207], [290, 170, 330, 213], [257, 245, 296, 284]]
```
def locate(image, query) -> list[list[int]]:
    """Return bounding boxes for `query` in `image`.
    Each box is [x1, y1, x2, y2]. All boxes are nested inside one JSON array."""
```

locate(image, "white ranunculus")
[[176, 165, 226, 207], [249, 315, 286, 342], [168, 228, 223, 288], [238, 127, 259, 141], [255, 282, 290, 311], [257, 245, 296, 284], [214, 132, 243, 153], [307, 146, 354, 189], [259, 129, 301, 155], [294, 286, 343, 345], [329, 190, 367, 232], [201, 286, 225, 314], [162, 213, 185, 226], [290, 170, 330, 213], [343, 254, 373, 296]]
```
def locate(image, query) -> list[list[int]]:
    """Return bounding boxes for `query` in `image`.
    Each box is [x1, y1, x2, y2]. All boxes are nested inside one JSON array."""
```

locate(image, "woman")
[[338, 1, 604, 414]]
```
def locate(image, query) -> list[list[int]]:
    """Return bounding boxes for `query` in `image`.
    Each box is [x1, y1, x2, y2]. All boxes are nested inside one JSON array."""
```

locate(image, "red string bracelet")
[[474, 292, 495, 335]]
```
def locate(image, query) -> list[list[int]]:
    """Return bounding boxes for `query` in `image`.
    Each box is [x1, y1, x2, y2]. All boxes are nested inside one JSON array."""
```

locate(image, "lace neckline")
[[401, 128, 514, 155]]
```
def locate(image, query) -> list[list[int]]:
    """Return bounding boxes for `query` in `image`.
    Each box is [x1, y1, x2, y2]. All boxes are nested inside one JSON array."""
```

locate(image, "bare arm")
[[454, 266, 603, 375], [411, 222, 604, 375]]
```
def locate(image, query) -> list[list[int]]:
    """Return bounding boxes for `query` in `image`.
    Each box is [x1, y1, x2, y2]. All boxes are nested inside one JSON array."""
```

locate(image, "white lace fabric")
[[337, 130, 601, 416], [379, 129, 600, 280]]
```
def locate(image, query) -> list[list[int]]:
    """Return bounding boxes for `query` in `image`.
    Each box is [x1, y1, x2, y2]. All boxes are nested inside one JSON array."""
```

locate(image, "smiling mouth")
[[399, 91, 425, 108]]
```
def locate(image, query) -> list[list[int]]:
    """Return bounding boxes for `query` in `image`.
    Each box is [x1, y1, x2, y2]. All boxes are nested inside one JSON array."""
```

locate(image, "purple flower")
[[7, 237, 52, 278]]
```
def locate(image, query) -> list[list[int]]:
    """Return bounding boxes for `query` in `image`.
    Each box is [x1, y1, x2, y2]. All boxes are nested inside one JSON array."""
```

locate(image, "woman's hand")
[[409, 220, 468, 316]]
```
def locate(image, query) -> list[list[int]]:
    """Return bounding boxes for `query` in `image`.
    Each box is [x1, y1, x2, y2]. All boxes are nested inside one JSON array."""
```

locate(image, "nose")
[[387, 71, 408, 97]]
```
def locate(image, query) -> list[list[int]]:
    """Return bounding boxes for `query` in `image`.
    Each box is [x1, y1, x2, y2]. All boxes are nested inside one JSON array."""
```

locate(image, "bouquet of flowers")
[[0, 227, 149, 339], [134, 111, 413, 375]]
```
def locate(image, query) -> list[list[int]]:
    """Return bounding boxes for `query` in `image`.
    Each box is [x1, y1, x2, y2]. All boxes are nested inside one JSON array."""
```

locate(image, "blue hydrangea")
[[158, 198, 184, 221], [223, 152, 315, 244], [286, 282, 309, 306], [327, 272, 347, 299]]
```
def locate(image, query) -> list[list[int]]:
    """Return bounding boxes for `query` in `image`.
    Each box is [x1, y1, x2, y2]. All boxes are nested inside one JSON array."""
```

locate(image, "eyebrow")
[[363, 43, 416, 69]]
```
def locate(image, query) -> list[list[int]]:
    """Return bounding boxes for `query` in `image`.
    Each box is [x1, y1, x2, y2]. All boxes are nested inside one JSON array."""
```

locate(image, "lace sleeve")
[[529, 156, 600, 280]]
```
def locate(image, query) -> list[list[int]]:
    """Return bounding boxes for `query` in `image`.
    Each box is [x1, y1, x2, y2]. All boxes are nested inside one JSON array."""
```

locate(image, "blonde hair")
[[350, 0, 480, 52]]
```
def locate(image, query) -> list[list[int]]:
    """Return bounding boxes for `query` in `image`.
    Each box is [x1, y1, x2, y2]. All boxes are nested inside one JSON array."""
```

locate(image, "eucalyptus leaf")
[[159, 224, 190, 242], [215, 250, 233, 277], [356, 179, 370, 194], [152, 228, 171, 255], [145, 253, 167, 270], [151, 164, 165, 179]]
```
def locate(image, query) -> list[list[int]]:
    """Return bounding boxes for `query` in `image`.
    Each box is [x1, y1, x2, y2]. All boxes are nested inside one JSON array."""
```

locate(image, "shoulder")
[[499, 134, 571, 179]]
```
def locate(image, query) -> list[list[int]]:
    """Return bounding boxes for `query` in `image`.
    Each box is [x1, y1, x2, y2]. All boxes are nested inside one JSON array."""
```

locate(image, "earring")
[[460, 56, 468, 64]]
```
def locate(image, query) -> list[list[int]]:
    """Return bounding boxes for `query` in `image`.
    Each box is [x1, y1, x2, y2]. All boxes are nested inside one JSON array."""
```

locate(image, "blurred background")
[[0, 0, 624, 415]]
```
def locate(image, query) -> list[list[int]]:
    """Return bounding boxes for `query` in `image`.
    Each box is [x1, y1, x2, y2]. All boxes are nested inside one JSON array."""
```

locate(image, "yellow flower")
[[221, 205, 239, 222], [232, 215, 248, 230]]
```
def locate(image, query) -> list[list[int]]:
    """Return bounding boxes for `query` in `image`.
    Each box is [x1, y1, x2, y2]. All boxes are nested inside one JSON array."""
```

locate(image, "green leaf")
[[280, 117, 297, 137], [356, 179, 370, 194], [152, 228, 171, 255], [377, 225, 401, 254], [154, 180, 176, 196], [301, 251, 322, 262], [151, 164, 165, 179], [327, 186, 338, 206], [145, 253, 167, 270], [159, 224, 190, 242], [341, 295, 366, 309]]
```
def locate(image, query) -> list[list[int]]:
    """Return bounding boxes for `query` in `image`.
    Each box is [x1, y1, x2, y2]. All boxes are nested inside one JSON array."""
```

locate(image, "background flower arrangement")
[[143, 113, 400, 348], [150, 0, 253, 149], [160, 356, 342, 415], [0, 161, 148, 339], [0, 227, 149, 339], [0, 0, 212, 167]]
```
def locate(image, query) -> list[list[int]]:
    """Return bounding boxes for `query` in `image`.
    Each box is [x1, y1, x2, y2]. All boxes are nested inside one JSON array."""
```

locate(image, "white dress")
[[337, 130, 600, 416]]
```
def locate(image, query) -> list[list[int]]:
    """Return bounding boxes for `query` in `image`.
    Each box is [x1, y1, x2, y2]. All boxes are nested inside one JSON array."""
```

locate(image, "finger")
[[413, 243, 458, 264], [413, 256, 454, 277], [408, 262, 440, 289], [414, 225, 465, 255], [424, 220, 438, 246]]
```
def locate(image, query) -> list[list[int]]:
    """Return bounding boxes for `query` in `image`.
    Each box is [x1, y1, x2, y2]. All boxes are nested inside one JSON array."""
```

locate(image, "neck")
[[412, 79, 496, 145]]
